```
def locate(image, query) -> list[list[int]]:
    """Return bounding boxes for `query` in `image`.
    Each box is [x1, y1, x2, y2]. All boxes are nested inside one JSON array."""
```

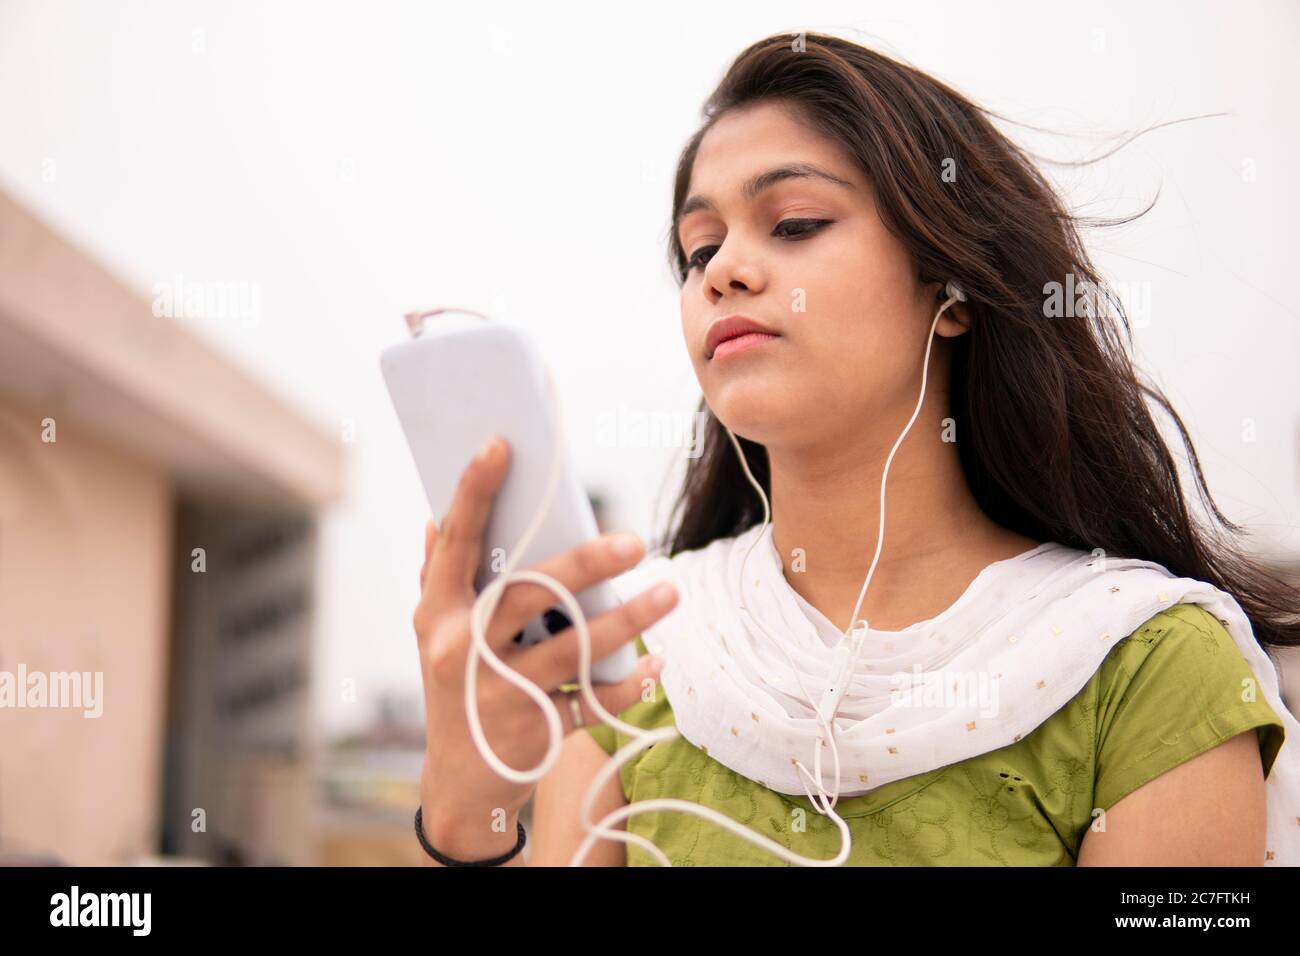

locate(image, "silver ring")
[[563, 687, 586, 729]]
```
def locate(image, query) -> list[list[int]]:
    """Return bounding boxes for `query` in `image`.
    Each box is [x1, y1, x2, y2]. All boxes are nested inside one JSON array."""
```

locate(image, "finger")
[[419, 518, 437, 590], [514, 580, 678, 689], [425, 517, 438, 562], [474, 530, 648, 650], [427, 435, 511, 606], [552, 654, 665, 735]]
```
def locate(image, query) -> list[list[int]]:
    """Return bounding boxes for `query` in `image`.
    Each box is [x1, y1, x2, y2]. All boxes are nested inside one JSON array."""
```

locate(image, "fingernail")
[[647, 656, 666, 676], [608, 531, 642, 558], [477, 435, 498, 462], [650, 581, 677, 607]]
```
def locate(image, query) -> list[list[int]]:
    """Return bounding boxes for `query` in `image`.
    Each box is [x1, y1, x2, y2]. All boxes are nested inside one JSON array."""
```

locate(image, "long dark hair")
[[657, 31, 1300, 651]]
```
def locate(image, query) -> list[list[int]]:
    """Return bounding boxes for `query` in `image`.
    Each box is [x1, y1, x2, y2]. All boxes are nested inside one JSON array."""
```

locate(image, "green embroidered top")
[[585, 603, 1286, 866]]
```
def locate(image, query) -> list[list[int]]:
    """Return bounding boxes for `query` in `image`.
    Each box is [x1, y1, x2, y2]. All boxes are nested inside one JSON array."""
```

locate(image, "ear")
[[930, 282, 971, 338]]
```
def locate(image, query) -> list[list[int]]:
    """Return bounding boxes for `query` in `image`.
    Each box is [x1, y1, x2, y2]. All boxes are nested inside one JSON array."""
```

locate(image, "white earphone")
[[462, 282, 969, 865]]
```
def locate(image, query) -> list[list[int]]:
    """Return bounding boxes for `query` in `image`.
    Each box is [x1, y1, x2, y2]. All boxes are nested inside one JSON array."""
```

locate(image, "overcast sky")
[[2, 0, 1297, 737]]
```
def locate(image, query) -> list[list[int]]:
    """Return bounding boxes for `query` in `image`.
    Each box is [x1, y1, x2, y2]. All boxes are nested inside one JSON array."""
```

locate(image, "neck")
[[766, 394, 1033, 633]]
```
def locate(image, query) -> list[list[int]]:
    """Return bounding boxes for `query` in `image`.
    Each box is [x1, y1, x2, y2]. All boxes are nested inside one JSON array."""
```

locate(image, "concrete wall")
[[0, 393, 173, 864]]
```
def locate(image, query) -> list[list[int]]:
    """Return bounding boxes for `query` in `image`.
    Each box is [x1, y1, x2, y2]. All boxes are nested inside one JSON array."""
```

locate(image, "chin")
[[706, 380, 804, 447]]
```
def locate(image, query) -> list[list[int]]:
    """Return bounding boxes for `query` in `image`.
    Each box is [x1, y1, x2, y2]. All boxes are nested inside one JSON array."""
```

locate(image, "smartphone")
[[380, 309, 636, 685]]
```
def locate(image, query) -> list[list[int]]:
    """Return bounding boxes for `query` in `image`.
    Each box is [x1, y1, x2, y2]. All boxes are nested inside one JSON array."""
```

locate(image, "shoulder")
[[1095, 602, 1258, 701], [1090, 601, 1286, 811]]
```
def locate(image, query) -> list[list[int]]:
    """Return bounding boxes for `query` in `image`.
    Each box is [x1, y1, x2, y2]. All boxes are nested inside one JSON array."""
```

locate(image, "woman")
[[411, 32, 1298, 866]]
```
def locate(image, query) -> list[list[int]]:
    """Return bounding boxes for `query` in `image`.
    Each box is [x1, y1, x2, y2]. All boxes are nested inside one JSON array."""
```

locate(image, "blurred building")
[[0, 187, 344, 865]]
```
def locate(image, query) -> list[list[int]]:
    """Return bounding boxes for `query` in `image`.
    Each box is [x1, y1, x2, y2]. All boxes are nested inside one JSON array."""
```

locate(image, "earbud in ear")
[[945, 281, 967, 303]]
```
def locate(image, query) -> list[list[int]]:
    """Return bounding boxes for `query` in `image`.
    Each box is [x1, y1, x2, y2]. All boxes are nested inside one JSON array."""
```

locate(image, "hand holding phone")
[[381, 312, 638, 684], [383, 311, 681, 836], [411, 436, 678, 832]]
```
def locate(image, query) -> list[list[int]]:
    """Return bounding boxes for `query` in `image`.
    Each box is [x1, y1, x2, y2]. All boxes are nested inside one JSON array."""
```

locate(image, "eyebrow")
[[676, 162, 855, 227]]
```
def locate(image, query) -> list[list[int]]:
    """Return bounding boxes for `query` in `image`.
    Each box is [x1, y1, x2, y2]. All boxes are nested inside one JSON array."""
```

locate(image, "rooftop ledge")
[[0, 186, 344, 510]]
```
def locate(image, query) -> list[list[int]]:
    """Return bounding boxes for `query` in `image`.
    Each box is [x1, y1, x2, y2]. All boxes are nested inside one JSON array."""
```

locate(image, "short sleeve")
[[1093, 603, 1286, 811], [586, 722, 618, 756], [584, 634, 650, 757]]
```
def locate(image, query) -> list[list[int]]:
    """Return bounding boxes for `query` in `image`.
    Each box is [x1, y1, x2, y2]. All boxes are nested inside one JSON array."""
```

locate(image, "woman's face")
[[677, 101, 967, 452]]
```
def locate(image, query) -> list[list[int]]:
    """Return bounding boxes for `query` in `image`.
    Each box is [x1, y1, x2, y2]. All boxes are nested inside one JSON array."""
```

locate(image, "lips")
[[705, 314, 779, 359]]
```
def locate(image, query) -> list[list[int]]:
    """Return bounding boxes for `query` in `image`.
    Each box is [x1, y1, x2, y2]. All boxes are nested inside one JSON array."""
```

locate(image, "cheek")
[[803, 228, 920, 363], [799, 296, 925, 415], [679, 290, 702, 357]]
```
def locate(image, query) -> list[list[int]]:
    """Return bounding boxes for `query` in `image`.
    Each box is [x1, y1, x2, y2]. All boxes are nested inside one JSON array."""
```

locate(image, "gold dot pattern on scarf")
[[1007, 634, 1019, 644], [1109, 586, 1120, 593], [1036, 679, 1046, 689], [858, 773, 869, 783], [751, 712, 759, 722], [731, 726, 739, 736], [1099, 632, 1110, 641], [887, 746, 898, 755], [1051, 624, 1062, 635], [966, 721, 977, 731]]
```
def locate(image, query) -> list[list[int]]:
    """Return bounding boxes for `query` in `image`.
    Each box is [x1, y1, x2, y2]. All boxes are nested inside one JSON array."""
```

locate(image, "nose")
[[701, 240, 764, 300]]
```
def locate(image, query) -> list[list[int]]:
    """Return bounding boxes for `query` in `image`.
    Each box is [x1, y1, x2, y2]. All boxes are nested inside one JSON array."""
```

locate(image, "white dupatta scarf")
[[614, 522, 1300, 865]]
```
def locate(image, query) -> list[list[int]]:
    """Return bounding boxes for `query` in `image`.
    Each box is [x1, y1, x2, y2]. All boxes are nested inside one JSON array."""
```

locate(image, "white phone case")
[[380, 311, 636, 685]]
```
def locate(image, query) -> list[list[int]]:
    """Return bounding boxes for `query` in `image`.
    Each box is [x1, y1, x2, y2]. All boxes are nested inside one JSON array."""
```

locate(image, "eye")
[[684, 218, 834, 275], [772, 218, 833, 239], [685, 244, 720, 273]]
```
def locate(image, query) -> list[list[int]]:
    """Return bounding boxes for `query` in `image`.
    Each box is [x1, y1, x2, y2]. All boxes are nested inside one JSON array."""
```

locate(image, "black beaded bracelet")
[[414, 806, 527, 866]]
